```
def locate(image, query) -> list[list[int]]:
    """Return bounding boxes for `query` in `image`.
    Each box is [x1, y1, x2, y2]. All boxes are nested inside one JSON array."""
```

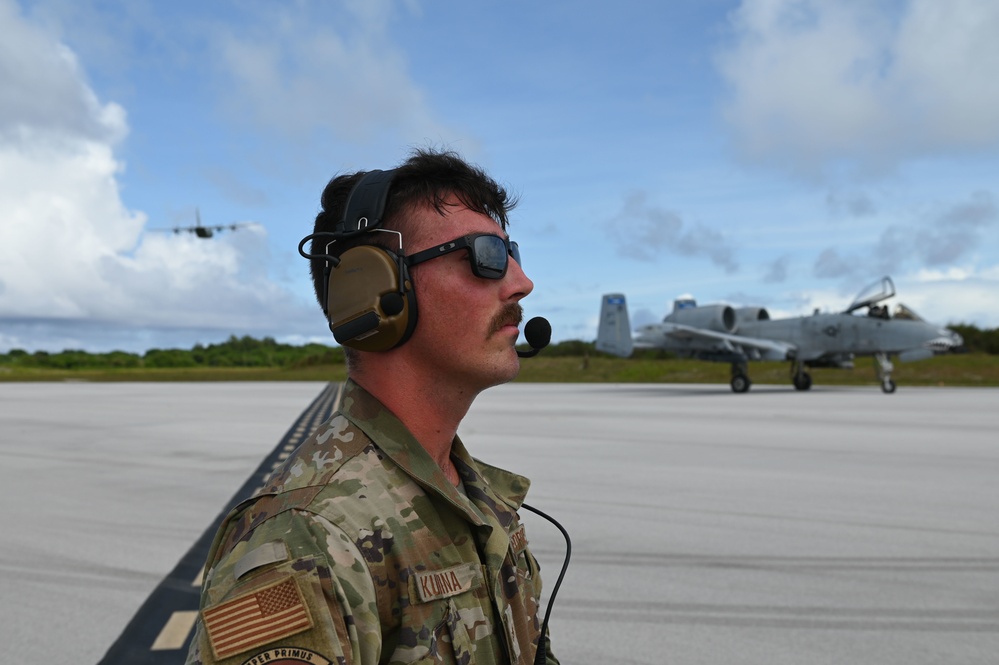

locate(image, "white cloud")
[[0, 2, 318, 352], [0, 1, 138, 319], [717, 0, 999, 176], [0, 139, 141, 317], [892, 270, 999, 327], [912, 267, 976, 283], [0, 0, 126, 145]]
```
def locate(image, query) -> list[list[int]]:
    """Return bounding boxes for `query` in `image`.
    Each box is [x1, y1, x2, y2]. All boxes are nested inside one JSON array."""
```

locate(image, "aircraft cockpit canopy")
[[891, 303, 924, 321], [845, 276, 896, 314], [864, 302, 924, 322]]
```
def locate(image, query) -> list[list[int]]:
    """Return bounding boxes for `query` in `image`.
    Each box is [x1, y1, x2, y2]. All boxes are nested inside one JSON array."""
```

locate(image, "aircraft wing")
[[660, 322, 796, 361]]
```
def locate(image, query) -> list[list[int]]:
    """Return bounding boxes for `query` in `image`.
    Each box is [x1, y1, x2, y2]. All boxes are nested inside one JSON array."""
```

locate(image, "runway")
[[1, 382, 997, 665]]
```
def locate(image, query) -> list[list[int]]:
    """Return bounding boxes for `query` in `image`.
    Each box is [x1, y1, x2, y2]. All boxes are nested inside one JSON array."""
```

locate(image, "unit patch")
[[204, 576, 313, 660], [239, 647, 331, 665]]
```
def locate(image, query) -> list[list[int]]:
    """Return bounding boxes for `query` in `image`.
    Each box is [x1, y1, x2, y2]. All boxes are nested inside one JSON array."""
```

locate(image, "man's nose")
[[504, 254, 534, 300]]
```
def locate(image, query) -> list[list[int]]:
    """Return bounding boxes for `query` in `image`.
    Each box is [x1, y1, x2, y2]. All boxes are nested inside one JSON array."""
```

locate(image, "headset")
[[298, 167, 552, 358], [298, 169, 418, 352]]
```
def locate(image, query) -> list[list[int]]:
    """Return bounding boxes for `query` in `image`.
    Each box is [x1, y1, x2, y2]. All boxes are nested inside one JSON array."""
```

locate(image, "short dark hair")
[[307, 148, 517, 313]]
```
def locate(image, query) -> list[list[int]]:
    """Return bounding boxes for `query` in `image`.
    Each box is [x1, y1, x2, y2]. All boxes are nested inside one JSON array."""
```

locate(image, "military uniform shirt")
[[186, 380, 558, 665]]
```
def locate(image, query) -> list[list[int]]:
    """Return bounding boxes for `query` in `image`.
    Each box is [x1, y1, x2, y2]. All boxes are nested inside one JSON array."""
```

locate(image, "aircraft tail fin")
[[596, 293, 634, 357]]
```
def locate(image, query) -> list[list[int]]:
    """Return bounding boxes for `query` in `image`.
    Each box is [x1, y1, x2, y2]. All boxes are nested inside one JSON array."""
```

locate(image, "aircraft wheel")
[[793, 372, 812, 391], [731, 374, 751, 393], [881, 378, 897, 394]]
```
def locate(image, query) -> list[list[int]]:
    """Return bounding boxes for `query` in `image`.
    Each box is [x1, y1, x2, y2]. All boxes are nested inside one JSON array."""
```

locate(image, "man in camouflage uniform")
[[186, 149, 558, 665]]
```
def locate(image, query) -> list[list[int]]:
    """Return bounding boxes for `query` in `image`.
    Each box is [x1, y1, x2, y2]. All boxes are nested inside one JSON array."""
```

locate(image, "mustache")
[[489, 304, 524, 334]]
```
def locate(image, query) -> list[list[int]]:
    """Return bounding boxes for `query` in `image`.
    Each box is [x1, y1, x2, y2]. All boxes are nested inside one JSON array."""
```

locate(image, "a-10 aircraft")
[[596, 277, 963, 394]]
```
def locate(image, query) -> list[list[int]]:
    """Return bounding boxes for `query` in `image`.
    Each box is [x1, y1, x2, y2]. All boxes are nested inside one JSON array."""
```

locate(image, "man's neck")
[[351, 368, 476, 484]]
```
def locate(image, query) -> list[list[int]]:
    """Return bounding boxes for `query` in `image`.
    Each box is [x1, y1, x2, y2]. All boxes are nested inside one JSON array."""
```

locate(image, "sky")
[[2, 0, 999, 354]]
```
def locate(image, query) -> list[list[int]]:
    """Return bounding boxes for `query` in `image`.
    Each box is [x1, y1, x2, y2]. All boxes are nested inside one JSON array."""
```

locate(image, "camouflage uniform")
[[186, 380, 558, 665]]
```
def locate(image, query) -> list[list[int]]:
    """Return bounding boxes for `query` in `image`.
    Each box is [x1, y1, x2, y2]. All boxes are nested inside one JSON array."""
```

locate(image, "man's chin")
[[481, 350, 521, 389]]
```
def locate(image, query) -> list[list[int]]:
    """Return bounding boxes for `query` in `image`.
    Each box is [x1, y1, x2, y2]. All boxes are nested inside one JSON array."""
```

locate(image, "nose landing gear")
[[875, 353, 897, 394]]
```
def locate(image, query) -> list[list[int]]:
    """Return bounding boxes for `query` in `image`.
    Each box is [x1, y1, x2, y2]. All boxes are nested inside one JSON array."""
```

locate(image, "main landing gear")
[[729, 356, 898, 394], [875, 352, 897, 394], [730, 361, 751, 393], [791, 361, 812, 391]]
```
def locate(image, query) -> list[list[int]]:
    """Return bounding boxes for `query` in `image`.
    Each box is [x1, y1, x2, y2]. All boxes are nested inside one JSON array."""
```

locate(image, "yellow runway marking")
[[151, 611, 199, 651]]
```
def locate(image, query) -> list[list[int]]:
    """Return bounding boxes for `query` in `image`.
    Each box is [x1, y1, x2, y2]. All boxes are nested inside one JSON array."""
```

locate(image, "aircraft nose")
[[935, 328, 963, 351]]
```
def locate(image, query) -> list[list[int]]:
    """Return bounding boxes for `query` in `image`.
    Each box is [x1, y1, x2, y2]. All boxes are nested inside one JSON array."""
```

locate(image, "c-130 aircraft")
[[150, 208, 255, 239], [596, 277, 963, 394]]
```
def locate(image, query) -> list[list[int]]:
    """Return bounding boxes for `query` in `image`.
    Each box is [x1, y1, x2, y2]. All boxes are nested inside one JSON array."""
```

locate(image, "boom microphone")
[[517, 316, 551, 358]]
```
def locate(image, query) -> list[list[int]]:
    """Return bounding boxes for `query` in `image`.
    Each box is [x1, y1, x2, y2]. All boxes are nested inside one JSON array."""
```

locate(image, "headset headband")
[[336, 169, 398, 237]]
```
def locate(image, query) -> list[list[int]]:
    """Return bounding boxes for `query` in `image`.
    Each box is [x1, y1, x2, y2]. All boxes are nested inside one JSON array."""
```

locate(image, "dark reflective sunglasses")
[[405, 233, 521, 279]]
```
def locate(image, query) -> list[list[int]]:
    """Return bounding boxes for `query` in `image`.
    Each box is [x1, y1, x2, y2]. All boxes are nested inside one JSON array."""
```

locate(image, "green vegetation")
[[1, 335, 342, 368], [949, 323, 999, 355], [514, 351, 999, 387], [2, 329, 998, 386]]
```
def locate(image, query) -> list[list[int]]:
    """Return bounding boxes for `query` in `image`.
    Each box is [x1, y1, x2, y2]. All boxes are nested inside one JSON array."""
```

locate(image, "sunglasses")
[[406, 233, 521, 279]]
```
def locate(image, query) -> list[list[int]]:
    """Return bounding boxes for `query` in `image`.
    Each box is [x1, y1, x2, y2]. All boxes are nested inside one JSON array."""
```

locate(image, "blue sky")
[[2, 0, 998, 353]]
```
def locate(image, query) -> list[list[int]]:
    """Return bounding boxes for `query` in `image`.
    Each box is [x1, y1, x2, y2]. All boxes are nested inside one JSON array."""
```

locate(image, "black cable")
[[520, 502, 571, 665]]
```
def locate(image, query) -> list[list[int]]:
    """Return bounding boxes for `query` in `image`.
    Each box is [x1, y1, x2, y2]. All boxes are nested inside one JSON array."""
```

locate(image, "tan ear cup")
[[326, 245, 417, 351]]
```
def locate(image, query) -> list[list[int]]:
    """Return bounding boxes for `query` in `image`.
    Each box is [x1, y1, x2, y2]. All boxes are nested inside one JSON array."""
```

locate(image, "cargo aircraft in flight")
[[596, 277, 963, 393], [150, 208, 255, 239]]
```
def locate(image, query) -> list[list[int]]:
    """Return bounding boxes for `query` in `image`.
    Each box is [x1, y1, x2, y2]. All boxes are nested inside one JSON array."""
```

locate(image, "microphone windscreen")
[[524, 316, 552, 350]]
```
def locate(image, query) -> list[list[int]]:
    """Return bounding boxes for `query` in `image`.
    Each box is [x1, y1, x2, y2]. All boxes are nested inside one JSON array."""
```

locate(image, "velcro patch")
[[413, 562, 480, 602], [234, 541, 289, 581], [204, 576, 313, 660]]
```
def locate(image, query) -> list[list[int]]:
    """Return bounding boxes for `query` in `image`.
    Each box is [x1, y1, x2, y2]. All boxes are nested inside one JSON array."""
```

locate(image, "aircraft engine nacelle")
[[733, 307, 770, 328], [667, 304, 737, 333]]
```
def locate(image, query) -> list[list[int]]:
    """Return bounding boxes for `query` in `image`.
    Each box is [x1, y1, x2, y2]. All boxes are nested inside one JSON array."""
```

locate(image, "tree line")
[[949, 324, 999, 355], [0, 336, 345, 370], [2, 324, 998, 370]]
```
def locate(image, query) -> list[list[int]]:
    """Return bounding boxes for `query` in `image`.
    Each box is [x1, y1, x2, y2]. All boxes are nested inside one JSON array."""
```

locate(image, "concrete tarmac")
[[2, 382, 997, 664]]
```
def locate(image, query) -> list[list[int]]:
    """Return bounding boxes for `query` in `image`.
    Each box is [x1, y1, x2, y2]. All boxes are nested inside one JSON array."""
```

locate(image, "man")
[[185, 149, 558, 665]]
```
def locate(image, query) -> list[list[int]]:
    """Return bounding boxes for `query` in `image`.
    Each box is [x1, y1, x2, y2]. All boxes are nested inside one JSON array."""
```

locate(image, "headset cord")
[[520, 502, 571, 665]]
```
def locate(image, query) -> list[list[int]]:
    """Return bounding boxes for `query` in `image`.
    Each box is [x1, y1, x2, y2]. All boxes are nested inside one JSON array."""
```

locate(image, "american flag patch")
[[203, 576, 313, 660]]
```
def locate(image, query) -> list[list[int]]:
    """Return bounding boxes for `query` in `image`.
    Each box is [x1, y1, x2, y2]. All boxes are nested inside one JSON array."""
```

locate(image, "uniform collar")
[[339, 379, 530, 524]]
